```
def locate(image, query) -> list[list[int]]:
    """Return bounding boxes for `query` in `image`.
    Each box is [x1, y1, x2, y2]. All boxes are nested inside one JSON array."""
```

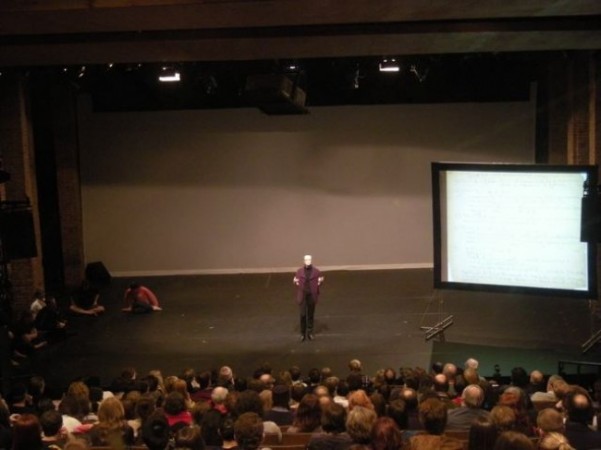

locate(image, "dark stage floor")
[[18, 269, 601, 390]]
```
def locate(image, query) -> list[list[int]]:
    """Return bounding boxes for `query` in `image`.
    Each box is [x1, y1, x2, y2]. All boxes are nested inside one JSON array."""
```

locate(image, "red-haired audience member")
[[370, 417, 403, 450], [234, 412, 264, 450], [288, 393, 323, 433], [563, 390, 601, 450], [492, 431, 535, 450], [88, 397, 135, 447], [346, 406, 377, 446], [308, 402, 352, 450], [408, 397, 463, 450], [468, 416, 499, 450], [11, 413, 43, 450], [122, 283, 162, 313], [538, 432, 575, 450], [447, 384, 490, 430], [348, 390, 374, 412]]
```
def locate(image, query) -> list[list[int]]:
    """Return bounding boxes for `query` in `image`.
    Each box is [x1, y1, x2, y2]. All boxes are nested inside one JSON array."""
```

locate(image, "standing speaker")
[[0, 210, 37, 260], [85, 261, 111, 288]]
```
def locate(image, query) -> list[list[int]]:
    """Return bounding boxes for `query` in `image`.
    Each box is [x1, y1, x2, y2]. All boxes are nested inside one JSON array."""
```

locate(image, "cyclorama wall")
[[78, 98, 534, 276]]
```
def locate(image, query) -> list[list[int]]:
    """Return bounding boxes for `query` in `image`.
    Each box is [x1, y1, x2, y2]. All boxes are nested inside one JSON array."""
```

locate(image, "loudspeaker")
[[85, 261, 111, 287], [0, 210, 37, 260]]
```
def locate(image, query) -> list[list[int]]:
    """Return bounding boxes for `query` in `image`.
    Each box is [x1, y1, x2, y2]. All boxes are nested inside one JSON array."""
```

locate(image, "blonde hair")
[[97, 397, 126, 430], [539, 432, 575, 450]]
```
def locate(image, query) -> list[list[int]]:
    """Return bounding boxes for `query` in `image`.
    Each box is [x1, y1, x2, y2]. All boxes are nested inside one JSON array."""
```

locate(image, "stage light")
[[379, 58, 400, 72], [158, 66, 181, 82]]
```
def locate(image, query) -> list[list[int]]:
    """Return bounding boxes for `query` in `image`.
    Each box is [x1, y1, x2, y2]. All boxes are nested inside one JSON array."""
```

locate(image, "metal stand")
[[581, 299, 601, 354], [419, 290, 453, 341]]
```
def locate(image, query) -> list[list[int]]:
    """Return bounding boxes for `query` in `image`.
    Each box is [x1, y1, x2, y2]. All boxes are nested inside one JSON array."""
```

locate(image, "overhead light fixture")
[[379, 58, 400, 72], [158, 66, 181, 83]]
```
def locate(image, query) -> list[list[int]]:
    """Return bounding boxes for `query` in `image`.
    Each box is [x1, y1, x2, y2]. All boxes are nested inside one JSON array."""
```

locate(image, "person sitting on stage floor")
[[70, 280, 105, 316], [30, 290, 46, 320], [122, 283, 162, 313], [35, 295, 69, 343]]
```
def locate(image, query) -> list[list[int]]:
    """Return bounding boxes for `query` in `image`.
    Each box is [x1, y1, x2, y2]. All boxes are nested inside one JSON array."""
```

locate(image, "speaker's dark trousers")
[[300, 293, 316, 336]]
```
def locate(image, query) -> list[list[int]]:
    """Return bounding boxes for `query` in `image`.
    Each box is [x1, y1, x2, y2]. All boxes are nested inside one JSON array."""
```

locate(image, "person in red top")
[[122, 283, 162, 313]]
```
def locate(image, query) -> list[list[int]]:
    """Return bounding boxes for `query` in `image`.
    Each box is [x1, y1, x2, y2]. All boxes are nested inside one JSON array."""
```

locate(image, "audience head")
[[468, 416, 498, 450], [462, 384, 485, 408], [493, 431, 535, 450], [219, 366, 234, 386], [348, 389, 374, 411], [401, 388, 418, 411], [370, 417, 403, 450], [235, 390, 264, 418], [565, 391, 594, 425], [386, 399, 408, 430], [418, 397, 447, 435], [272, 385, 290, 409], [97, 396, 126, 428], [174, 425, 204, 450], [321, 401, 347, 434], [293, 393, 322, 432], [465, 358, 479, 370], [234, 412, 263, 450], [40, 409, 63, 438], [164, 391, 187, 416], [433, 373, 449, 393], [219, 416, 236, 442], [538, 432, 575, 450], [510, 367, 529, 388], [142, 411, 171, 450], [490, 406, 517, 432], [530, 370, 544, 386], [12, 414, 43, 450], [536, 408, 564, 434], [346, 406, 377, 445], [349, 359, 363, 373]]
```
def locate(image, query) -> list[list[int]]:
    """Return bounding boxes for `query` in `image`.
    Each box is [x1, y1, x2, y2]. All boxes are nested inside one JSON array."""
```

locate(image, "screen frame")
[[432, 162, 598, 299]]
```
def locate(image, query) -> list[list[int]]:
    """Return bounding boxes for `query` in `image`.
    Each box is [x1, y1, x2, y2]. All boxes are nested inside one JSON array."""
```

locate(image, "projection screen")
[[432, 163, 598, 298]]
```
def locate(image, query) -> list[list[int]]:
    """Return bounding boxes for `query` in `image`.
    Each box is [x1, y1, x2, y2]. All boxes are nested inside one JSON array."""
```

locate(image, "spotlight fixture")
[[379, 58, 400, 72], [158, 66, 181, 83]]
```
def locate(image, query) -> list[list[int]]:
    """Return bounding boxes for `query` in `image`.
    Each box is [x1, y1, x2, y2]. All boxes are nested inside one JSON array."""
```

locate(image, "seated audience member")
[[498, 387, 533, 436], [287, 393, 323, 433], [12, 311, 47, 357], [386, 399, 408, 431], [492, 430, 535, 450], [446, 384, 490, 430], [218, 366, 235, 390], [433, 373, 455, 409], [220, 416, 238, 450], [40, 409, 66, 449], [290, 366, 306, 387], [346, 406, 377, 446], [235, 390, 281, 438], [8, 383, 36, 415], [192, 370, 214, 403], [111, 367, 144, 394], [563, 391, 601, 450], [348, 390, 374, 412], [531, 376, 567, 403], [264, 385, 293, 426], [142, 411, 172, 450], [536, 408, 565, 436], [70, 280, 105, 316], [259, 389, 272, 415], [538, 432, 575, 450], [408, 397, 463, 450], [58, 395, 83, 433], [370, 417, 403, 450], [202, 405, 226, 447], [401, 388, 421, 430], [527, 370, 546, 396], [122, 283, 162, 313], [370, 392, 386, 418], [12, 413, 43, 450], [164, 391, 193, 429], [490, 405, 517, 433], [334, 381, 350, 409], [468, 416, 499, 450], [234, 412, 264, 450], [87, 397, 135, 447], [175, 425, 204, 450], [308, 402, 352, 450]]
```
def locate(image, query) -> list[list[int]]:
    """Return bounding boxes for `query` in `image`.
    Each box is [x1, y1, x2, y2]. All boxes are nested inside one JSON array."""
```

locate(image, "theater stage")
[[22, 269, 601, 390]]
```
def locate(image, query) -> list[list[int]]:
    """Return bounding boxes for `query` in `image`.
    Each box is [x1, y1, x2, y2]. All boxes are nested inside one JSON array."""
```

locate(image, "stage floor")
[[22, 269, 601, 390]]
